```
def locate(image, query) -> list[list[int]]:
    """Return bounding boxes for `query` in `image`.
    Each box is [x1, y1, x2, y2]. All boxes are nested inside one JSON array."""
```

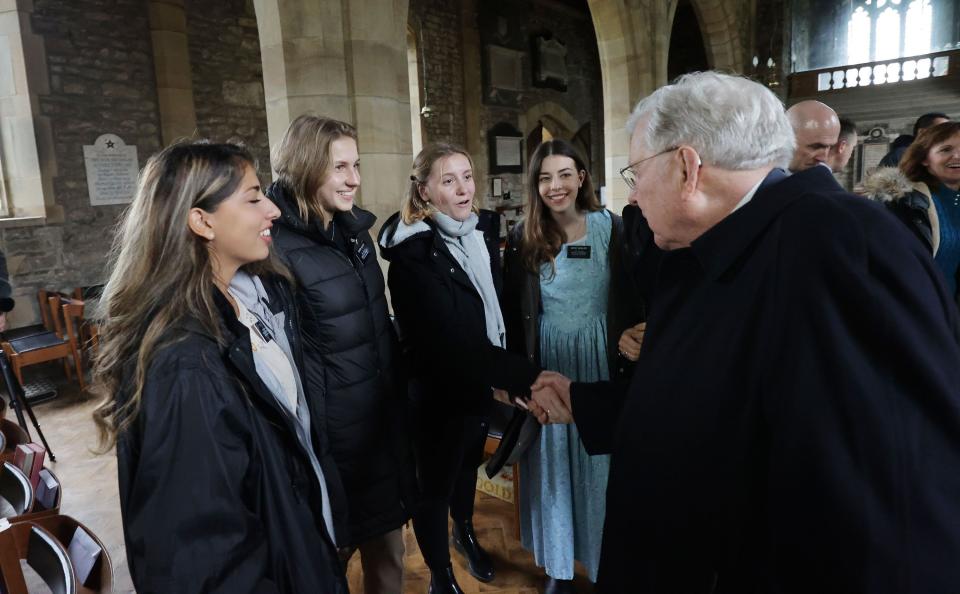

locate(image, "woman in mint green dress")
[[502, 139, 641, 594]]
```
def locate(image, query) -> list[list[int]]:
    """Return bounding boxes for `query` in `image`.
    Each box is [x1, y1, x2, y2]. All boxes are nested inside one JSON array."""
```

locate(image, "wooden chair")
[[0, 419, 29, 460], [1, 294, 82, 390], [58, 299, 96, 371], [71, 285, 103, 302], [0, 461, 34, 518], [71, 286, 102, 349], [0, 289, 59, 342], [0, 522, 77, 594], [9, 514, 114, 594]]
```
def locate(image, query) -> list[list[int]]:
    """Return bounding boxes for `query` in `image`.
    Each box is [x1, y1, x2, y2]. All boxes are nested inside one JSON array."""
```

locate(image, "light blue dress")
[[520, 209, 612, 582]]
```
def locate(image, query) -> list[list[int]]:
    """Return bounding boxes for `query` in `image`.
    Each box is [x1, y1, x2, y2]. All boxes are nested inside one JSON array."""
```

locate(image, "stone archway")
[[252, 0, 413, 232], [521, 101, 579, 141], [586, 0, 670, 212], [585, 0, 748, 212], [683, 0, 746, 73]]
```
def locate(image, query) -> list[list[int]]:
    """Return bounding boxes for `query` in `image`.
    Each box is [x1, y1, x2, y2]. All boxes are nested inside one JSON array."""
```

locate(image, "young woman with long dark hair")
[[501, 139, 640, 594], [92, 141, 346, 593]]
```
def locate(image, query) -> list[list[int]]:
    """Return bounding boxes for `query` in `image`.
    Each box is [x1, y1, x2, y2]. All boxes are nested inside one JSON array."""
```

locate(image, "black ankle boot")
[[544, 576, 577, 594], [427, 565, 464, 594], [451, 519, 495, 582]]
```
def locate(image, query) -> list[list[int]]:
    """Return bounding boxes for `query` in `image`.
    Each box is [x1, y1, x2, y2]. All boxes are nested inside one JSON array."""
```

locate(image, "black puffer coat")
[[267, 182, 414, 546], [378, 210, 541, 417], [118, 278, 347, 594]]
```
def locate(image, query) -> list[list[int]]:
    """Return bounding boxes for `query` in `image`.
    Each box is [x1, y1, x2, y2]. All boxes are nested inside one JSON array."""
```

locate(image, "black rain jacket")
[[117, 276, 347, 594]]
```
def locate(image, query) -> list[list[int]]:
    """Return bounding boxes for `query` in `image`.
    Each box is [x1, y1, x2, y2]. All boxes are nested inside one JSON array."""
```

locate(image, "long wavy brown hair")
[[91, 141, 287, 450], [521, 139, 600, 274]]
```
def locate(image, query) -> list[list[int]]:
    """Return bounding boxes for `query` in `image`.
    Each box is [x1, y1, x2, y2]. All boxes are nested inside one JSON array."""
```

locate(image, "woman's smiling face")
[[924, 131, 960, 190]]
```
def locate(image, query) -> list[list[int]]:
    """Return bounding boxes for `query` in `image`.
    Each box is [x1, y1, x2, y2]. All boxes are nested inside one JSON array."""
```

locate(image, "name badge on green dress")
[[566, 245, 591, 259]]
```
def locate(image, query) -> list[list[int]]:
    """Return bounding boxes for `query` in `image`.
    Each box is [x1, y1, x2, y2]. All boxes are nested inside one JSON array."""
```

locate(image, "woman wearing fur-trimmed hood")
[[863, 121, 960, 302]]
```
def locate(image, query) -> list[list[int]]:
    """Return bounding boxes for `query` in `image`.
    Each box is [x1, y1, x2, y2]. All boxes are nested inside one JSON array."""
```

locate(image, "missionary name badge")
[[355, 241, 371, 263]]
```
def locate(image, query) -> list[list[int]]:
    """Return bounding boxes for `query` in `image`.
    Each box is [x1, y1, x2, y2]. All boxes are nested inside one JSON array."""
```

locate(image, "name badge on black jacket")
[[355, 240, 371, 264], [567, 245, 591, 259]]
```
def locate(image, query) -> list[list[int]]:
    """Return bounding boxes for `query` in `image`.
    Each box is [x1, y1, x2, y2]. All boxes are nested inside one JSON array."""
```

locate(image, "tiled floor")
[[4, 370, 593, 593]]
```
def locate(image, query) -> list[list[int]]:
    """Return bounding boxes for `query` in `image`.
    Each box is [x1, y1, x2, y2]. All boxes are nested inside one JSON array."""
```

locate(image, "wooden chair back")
[[10, 514, 114, 593], [0, 461, 34, 518], [0, 522, 77, 594]]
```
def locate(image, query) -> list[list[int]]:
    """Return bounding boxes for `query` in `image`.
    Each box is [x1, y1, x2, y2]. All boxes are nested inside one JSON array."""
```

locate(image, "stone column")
[[149, 0, 197, 145], [253, 0, 412, 237], [587, 0, 746, 213], [344, 0, 413, 230], [588, 0, 662, 213]]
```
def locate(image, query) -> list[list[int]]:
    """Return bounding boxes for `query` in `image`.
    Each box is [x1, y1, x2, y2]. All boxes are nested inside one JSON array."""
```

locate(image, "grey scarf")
[[228, 271, 338, 546], [432, 211, 506, 348]]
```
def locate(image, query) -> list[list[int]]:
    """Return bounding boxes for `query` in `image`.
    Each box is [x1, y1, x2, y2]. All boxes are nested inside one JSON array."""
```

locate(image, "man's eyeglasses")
[[619, 147, 678, 190]]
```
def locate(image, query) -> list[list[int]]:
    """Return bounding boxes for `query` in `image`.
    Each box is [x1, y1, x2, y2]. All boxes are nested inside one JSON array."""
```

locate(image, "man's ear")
[[188, 207, 215, 240], [678, 147, 701, 196]]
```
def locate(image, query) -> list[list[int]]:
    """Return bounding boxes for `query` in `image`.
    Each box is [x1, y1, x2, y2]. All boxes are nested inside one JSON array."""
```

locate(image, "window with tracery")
[[791, 0, 959, 73], [846, 0, 933, 65]]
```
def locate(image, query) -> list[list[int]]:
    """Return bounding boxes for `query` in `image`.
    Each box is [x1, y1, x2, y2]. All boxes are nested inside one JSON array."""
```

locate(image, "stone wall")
[[409, 0, 603, 210], [0, 0, 161, 325], [0, 0, 270, 327], [186, 0, 270, 177], [410, 0, 467, 147], [477, 0, 604, 207]]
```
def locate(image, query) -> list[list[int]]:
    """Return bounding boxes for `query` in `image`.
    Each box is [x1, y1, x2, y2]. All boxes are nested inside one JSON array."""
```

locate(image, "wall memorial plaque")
[[488, 122, 523, 174], [533, 35, 568, 91], [83, 134, 139, 206], [857, 141, 889, 184]]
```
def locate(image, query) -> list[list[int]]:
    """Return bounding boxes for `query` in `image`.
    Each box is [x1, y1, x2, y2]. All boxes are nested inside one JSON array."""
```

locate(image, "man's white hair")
[[626, 71, 795, 170]]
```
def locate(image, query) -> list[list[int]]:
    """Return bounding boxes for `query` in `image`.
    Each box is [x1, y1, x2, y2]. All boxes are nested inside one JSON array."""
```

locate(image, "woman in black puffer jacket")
[[267, 115, 415, 594]]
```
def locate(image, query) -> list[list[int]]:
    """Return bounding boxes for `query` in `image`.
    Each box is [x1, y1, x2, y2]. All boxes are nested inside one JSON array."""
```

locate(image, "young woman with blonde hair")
[[92, 141, 346, 593], [379, 142, 542, 594], [267, 114, 414, 594]]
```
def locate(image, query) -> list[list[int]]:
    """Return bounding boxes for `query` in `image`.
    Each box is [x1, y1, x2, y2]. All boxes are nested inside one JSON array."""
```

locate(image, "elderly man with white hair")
[[529, 71, 960, 593]]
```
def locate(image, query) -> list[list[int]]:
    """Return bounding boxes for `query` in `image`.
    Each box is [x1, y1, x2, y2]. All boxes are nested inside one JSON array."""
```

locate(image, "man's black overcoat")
[[573, 167, 960, 593]]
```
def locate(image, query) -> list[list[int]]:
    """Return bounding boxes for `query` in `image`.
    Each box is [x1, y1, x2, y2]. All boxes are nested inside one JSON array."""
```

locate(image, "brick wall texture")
[[0, 0, 269, 324]]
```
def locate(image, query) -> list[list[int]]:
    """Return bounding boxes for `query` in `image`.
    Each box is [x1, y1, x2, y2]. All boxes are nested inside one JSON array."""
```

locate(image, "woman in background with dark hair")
[[92, 141, 345, 593], [865, 121, 960, 303], [502, 139, 639, 594]]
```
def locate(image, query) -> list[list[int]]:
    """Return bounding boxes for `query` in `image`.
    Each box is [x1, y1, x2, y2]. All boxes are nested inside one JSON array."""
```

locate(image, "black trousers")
[[411, 410, 489, 571]]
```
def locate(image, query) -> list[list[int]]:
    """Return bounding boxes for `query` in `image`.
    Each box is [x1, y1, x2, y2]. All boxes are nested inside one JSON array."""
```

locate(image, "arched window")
[[791, 0, 956, 72], [846, 0, 933, 65]]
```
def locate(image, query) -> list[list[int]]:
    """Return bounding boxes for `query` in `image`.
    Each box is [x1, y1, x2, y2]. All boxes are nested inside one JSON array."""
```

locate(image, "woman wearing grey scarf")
[[378, 144, 542, 594]]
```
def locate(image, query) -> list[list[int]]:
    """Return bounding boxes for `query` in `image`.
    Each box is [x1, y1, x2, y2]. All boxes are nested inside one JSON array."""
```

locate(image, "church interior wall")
[[0, 0, 955, 327], [409, 0, 604, 215], [0, 0, 271, 326]]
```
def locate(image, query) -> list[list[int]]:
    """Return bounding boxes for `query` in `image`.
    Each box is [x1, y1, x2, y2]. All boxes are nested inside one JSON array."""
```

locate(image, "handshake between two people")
[[492, 371, 574, 425], [490, 322, 646, 425]]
